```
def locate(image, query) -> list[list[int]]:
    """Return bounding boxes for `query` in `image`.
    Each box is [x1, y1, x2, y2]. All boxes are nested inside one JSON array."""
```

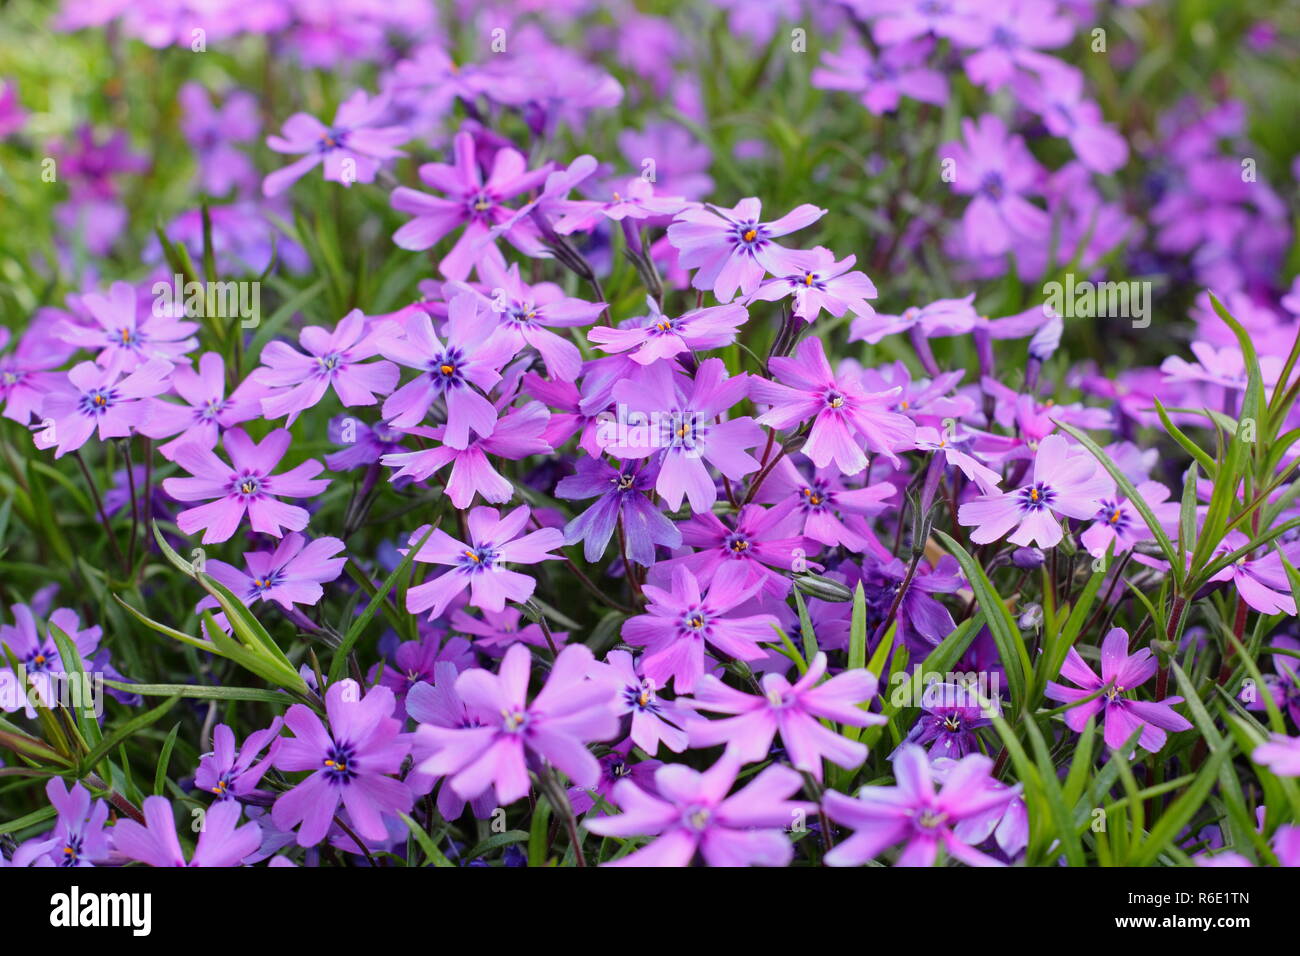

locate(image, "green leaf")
[[78, 694, 180, 777], [397, 812, 454, 867]]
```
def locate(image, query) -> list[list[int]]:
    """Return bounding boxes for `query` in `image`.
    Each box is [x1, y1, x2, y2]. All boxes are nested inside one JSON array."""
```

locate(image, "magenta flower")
[[0, 323, 72, 425], [195, 719, 284, 801], [1079, 481, 1179, 559], [751, 335, 916, 473], [1013, 69, 1128, 175], [272, 680, 413, 847], [955, 0, 1073, 92], [252, 309, 399, 425], [112, 797, 261, 867], [200, 533, 346, 611], [0, 605, 103, 716], [550, 175, 687, 234], [849, 293, 978, 345], [940, 114, 1049, 258], [811, 38, 948, 115], [748, 246, 878, 323], [602, 649, 690, 756], [1205, 532, 1298, 616], [584, 751, 811, 867], [382, 401, 552, 508], [138, 352, 267, 460], [448, 260, 603, 381], [34, 358, 173, 458], [414, 643, 620, 803], [390, 130, 552, 280], [823, 746, 1018, 867], [958, 434, 1113, 549], [60, 280, 197, 369], [405, 662, 499, 821], [263, 89, 408, 196], [377, 294, 515, 443], [1045, 628, 1193, 753], [404, 504, 565, 620], [24, 779, 111, 868], [162, 427, 329, 544], [589, 299, 748, 366], [685, 652, 884, 780], [624, 565, 780, 693], [1253, 734, 1300, 777], [755, 458, 897, 551], [178, 82, 259, 196], [667, 197, 826, 303]]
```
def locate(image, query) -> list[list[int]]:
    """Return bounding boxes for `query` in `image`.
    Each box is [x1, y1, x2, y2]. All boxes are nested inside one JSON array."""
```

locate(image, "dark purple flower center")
[[210, 771, 237, 798], [823, 389, 847, 410], [1097, 499, 1129, 533], [59, 834, 85, 867], [109, 325, 143, 349], [197, 397, 227, 422], [25, 644, 56, 673], [681, 608, 709, 633], [500, 707, 530, 734], [322, 742, 358, 784], [316, 352, 343, 376], [317, 127, 350, 152], [623, 680, 662, 714], [467, 190, 496, 220], [232, 472, 265, 499], [790, 270, 825, 291], [1016, 482, 1055, 513], [78, 387, 118, 416], [459, 546, 499, 572], [429, 348, 466, 390], [249, 569, 284, 596], [723, 533, 752, 556], [649, 316, 683, 335], [799, 482, 832, 512], [731, 220, 769, 255], [979, 172, 1006, 201], [506, 303, 540, 326]]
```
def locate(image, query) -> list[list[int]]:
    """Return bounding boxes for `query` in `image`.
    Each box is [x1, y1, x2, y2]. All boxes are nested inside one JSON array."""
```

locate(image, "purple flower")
[[451, 607, 567, 653], [253, 310, 399, 425], [383, 401, 552, 508], [601, 649, 690, 755], [201, 533, 346, 611], [903, 682, 996, 758], [940, 114, 1049, 258], [752, 336, 916, 473], [1079, 481, 1178, 559], [377, 294, 515, 442], [60, 280, 198, 369], [849, 293, 978, 345], [195, 720, 284, 800], [811, 38, 948, 115], [667, 198, 826, 303], [958, 434, 1113, 549], [685, 652, 884, 779], [272, 680, 413, 847], [263, 89, 408, 196], [0, 323, 72, 425], [414, 642, 620, 803], [405, 662, 499, 821], [390, 130, 552, 280], [1013, 69, 1128, 175], [823, 746, 1018, 867], [556, 456, 681, 566], [326, 416, 406, 471], [162, 427, 329, 544], [1253, 734, 1300, 777], [138, 352, 267, 460], [27, 779, 111, 867], [624, 565, 780, 693], [404, 504, 565, 619], [955, 0, 1074, 92], [551, 175, 687, 234], [748, 246, 878, 324], [449, 261, 603, 381], [589, 299, 747, 366], [1045, 627, 1193, 752], [34, 358, 173, 458], [112, 797, 261, 867], [1206, 532, 1298, 616], [0, 605, 103, 716], [584, 751, 811, 867], [755, 458, 896, 551], [178, 83, 259, 196]]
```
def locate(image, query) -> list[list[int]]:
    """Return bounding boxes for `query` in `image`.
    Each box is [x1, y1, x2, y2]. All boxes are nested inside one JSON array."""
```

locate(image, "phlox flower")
[[954, 0, 1074, 92], [1253, 734, 1300, 777], [751, 335, 916, 473], [195, 720, 284, 800], [913, 425, 1003, 494], [849, 293, 978, 344], [0, 605, 103, 716], [162, 427, 329, 544], [958, 434, 1112, 549], [381, 401, 551, 507], [272, 680, 413, 847], [34, 358, 173, 458], [138, 351, 267, 460], [823, 746, 1018, 867], [588, 299, 748, 366], [252, 309, 399, 425], [550, 175, 688, 233], [601, 649, 690, 756], [24, 779, 111, 867], [405, 662, 499, 821], [1205, 532, 1298, 617], [451, 607, 568, 653], [555, 456, 681, 566], [866, 0, 972, 45], [200, 533, 346, 611], [1079, 481, 1179, 559], [326, 416, 406, 471], [263, 89, 408, 196], [810, 38, 948, 115], [178, 82, 259, 196], [667, 197, 826, 303], [0, 324, 72, 424], [113, 796, 261, 867], [377, 294, 515, 443], [623, 565, 780, 693], [414, 642, 620, 804], [1013, 69, 1128, 175], [606, 359, 765, 511], [902, 682, 996, 758], [390, 130, 552, 280], [757, 457, 897, 551], [685, 652, 884, 779], [61, 280, 198, 369], [748, 246, 878, 324], [404, 504, 565, 620], [568, 741, 662, 816], [1045, 627, 1193, 752], [584, 751, 811, 867]]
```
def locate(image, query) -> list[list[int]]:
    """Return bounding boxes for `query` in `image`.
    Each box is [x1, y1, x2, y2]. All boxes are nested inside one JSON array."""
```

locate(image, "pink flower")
[[1044, 627, 1193, 753], [252, 309, 399, 425], [414, 643, 620, 804], [404, 504, 565, 619], [588, 299, 748, 366], [61, 280, 198, 369], [747, 246, 877, 323], [263, 89, 408, 196], [34, 358, 174, 458], [1206, 532, 1298, 616], [200, 533, 346, 611], [751, 335, 916, 473], [162, 428, 329, 543], [666, 197, 826, 303], [684, 652, 884, 780], [584, 751, 812, 867], [1253, 734, 1300, 777], [138, 351, 268, 460], [112, 796, 261, 867], [958, 434, 1113, 549]]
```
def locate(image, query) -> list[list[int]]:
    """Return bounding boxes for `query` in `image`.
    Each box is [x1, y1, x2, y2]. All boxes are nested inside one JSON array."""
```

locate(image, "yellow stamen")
[[742, 228, 757, 242]]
